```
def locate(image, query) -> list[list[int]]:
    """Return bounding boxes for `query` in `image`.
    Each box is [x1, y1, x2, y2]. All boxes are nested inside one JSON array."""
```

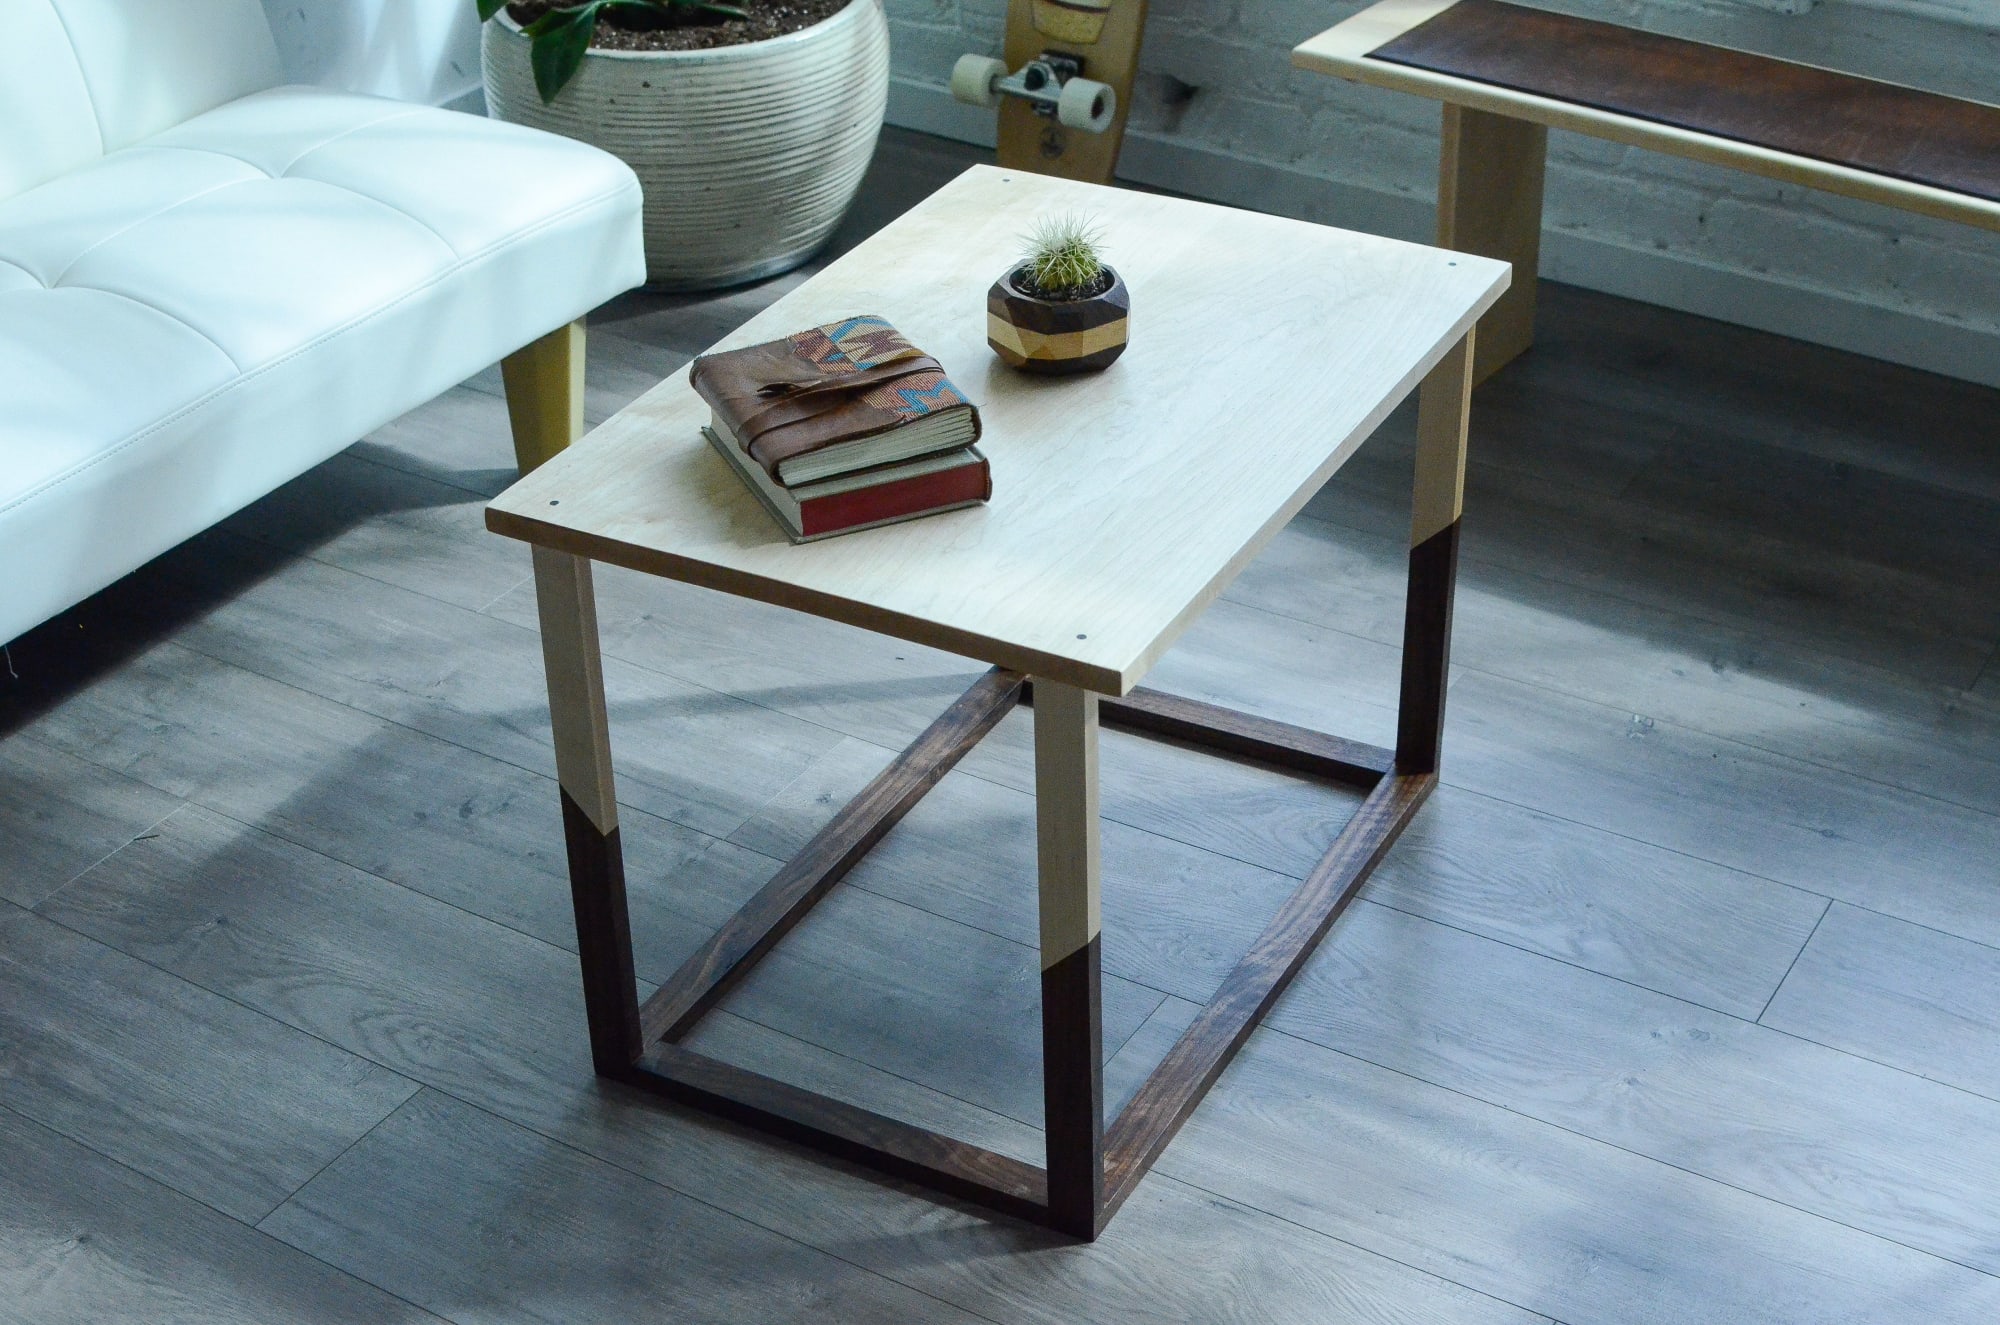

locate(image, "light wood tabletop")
[[487, 164, 1507, 695]]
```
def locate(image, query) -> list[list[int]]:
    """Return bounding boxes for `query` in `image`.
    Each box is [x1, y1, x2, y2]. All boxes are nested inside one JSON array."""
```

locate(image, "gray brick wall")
[[886, 0, 2000, 386]]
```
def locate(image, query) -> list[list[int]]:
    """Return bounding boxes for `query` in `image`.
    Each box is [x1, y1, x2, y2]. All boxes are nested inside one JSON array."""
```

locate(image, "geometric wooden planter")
[[986, 264, 1131, 375]]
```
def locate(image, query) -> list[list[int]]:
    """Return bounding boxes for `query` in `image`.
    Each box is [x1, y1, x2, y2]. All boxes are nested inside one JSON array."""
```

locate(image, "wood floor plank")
[[38, 803, 642, 1141], [1428, 561, 2000, 822], [1143, 604, 1827, 1013], [8, 631, 812, 962], [351, 385, 522, 499], [1300, 379, 1672, 518], [1261, 899, 2000, 1276], [710, 879, 1165, 1129], [1252, 505, 2000, 823], [1434, 667, 2000, 947], [1292, 441, 1998, 690], [1161, 1028, 2000, 1325], [0, 901, 416, 1223], [224, 452, 533, 612], [1507, 283, 2000, 505], [260, 1089, 996, 1325], [126, 534, 847, 840], [0, 1102, 447, 1325], [1620, 431, 2000, 597], [1762, 903, 2000, 1103], [685, 1008, 1046, 1165], [1101, 995, 1202, 1125], [731, 734, 1331, 1006], [1360, 783, 1828, 1017], [485, 559, 992, 749], [1154, 594, 2000, 954], [592, 269, 816, 363], [0, 735, 180, 908]]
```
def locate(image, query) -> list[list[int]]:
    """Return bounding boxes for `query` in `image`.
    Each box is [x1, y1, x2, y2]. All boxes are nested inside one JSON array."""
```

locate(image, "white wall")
[[261, 0, 483, 108], [888, 0, 2000, 388]]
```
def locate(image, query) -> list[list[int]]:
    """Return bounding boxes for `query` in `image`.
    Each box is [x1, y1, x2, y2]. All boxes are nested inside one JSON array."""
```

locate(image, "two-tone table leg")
[[1033, 680, 1105, 1238], [530, 545, 642, 1074], [1399, 329, 1473, 775]]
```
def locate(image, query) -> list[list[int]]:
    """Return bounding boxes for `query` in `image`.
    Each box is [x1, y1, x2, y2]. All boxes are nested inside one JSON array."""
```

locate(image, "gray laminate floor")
[[6, 128, 2000, 1324]]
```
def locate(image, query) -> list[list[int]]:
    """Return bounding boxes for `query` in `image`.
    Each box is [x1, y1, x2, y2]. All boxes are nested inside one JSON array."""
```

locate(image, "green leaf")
[[518, 0, 753, 103], [475, 0, 509, 21], [525, 2, 604, 102], [521, 1, 596, 38]]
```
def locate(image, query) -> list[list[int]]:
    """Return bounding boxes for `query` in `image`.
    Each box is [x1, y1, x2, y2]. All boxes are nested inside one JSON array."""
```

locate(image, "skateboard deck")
[[993, 0, 1149, 184]]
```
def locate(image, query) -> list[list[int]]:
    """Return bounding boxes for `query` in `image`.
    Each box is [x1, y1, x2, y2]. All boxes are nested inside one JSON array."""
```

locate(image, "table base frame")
[[559, 664, 1442, 1240], [533, 331, 1473, 1242]]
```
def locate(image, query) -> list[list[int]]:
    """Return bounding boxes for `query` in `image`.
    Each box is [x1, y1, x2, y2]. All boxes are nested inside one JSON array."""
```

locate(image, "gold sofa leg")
[[501, 320, 586, 474]]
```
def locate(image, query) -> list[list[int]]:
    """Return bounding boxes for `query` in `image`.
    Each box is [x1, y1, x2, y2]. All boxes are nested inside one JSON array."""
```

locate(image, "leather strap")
[[735, 352, 941, 440]]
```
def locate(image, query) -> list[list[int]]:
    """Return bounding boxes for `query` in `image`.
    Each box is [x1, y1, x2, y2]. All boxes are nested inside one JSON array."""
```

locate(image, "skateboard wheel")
[[951, 54, 1008, 109], [1056, 76, 1115, 133]]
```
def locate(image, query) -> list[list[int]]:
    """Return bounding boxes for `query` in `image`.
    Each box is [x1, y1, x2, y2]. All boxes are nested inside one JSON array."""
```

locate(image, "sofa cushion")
[[0, 86, 645, 644], [2, 0, 283, 201]]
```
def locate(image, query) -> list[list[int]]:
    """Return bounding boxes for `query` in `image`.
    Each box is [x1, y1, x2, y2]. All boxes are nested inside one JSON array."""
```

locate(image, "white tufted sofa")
[[1, 0, 645, 645]]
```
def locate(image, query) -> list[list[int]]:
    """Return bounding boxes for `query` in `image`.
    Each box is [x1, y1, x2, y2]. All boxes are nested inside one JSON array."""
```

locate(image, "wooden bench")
[[1294, 0, 2000, 383]]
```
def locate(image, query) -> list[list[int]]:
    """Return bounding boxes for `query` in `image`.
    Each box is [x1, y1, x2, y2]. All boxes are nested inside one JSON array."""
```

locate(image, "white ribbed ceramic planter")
[[483, 1, 889, 290]]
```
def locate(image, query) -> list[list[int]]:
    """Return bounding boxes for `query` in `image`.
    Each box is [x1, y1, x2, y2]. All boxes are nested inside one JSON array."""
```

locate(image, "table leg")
[[1439, 105, 1545, 384], [531, 545, 642, 1074], [1398, 331, 1474, 775], [1033, 679, 1104, 1238]]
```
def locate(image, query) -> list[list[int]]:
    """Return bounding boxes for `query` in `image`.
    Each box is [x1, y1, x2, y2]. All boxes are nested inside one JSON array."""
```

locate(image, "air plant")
[[1017, 214, 1111, 301], [476, 0, 750, 103]]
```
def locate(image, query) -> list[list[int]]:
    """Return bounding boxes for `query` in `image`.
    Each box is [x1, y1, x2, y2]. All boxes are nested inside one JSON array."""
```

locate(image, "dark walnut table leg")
[[525, 332, 1474, 1240]]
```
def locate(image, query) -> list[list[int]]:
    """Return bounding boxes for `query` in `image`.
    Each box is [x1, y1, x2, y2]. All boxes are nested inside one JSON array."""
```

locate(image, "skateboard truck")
[[951, 51, 1117, 134]]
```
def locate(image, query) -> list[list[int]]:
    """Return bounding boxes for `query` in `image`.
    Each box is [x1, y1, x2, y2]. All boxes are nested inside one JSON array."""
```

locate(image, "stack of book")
[[690, 315, 989, 542]]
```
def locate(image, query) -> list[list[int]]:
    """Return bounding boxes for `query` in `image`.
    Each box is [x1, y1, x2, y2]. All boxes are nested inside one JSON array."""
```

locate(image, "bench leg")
[[1438, 105, 1545, 385], [1034, 679, 1105, 1239], [501, 320, 586, 474]]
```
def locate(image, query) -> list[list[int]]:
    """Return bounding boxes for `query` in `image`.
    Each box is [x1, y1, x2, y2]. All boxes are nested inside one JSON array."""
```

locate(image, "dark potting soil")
[[505, 0, 848, 52]]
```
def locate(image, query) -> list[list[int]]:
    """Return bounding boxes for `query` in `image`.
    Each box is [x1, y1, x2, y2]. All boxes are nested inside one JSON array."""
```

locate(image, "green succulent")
[[477, 0, 750, 103], [1020, 214, 1108, 299]]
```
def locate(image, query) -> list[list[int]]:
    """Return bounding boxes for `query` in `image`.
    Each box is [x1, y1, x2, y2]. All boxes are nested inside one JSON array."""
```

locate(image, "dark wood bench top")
[[1369, 0, 2000, 206]]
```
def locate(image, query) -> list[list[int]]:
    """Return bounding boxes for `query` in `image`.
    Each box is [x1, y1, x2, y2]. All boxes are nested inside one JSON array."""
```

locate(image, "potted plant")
[[986, 215, 1129, 375], [478, 0, 890, 291]]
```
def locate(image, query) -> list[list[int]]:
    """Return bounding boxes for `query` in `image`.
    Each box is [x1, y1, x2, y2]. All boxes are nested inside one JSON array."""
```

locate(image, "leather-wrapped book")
[[689, 315, 983, 486]]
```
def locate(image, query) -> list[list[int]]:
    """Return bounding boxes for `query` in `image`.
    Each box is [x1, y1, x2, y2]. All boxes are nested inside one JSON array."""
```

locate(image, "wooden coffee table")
[[486, 165, 1507, 1240]]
